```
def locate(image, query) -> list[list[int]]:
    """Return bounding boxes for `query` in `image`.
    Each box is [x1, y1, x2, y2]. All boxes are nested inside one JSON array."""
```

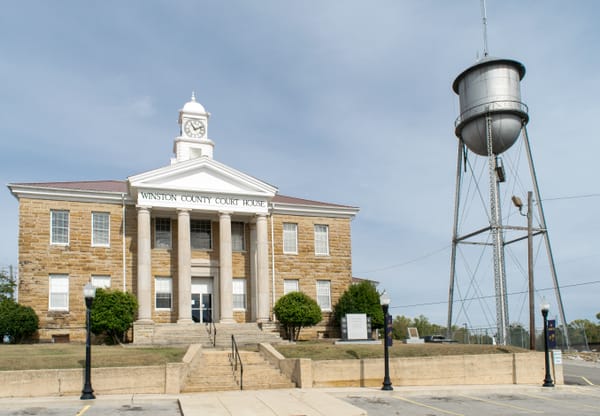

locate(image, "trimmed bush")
[[334, 280, 384, 328], [273, 291, 322, 341], [90, 289, 138, 344], [0, 299, 39, 343]]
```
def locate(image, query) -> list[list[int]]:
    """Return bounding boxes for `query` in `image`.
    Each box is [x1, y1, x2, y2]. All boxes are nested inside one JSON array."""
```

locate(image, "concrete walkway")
[[179, 389, 366, 416]]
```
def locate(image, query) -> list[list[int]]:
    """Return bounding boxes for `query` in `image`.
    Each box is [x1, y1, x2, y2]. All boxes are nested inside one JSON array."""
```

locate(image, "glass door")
[[191, 277, 213, 323]]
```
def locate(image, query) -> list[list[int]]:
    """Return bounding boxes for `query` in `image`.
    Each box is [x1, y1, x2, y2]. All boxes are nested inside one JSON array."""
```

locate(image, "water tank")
[[453, 57, 529, 156]]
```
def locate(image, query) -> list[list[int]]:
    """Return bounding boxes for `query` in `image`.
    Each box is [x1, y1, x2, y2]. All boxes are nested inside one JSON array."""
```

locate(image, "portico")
[[129, 94, 276, 325]]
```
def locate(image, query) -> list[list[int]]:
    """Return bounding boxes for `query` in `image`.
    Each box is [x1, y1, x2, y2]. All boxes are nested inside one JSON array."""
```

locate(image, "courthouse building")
[[8, 95, 359, 342]]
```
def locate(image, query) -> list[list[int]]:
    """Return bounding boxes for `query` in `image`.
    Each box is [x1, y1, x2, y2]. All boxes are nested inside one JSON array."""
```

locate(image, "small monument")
[[336, 313, 379, 344], [405, 327, 424, 344]]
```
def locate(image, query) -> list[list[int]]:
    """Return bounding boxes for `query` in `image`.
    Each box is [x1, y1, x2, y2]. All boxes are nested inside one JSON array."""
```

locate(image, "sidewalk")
[[0, 385, 596, 416]]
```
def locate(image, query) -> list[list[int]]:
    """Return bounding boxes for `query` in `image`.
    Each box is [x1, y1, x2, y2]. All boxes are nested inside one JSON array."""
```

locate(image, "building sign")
[[137, 189, 269, 214]]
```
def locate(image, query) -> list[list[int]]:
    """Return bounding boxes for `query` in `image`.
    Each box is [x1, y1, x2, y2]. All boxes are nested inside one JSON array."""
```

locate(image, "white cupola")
[[172, 92, 214, 163]]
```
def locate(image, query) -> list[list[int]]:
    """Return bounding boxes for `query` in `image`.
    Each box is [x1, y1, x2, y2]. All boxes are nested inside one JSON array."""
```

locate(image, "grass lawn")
[[0, 344, 187, 371], [274, 341, 527, 360], [0, 341, 528, 371]]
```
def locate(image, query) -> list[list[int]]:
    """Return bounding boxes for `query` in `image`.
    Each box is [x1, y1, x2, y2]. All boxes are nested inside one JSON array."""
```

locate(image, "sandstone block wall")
[[18, 198, 355, 339]]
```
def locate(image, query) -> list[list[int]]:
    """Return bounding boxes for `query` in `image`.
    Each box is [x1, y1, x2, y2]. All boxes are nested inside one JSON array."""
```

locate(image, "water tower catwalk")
[[446, 56, 570, 348]]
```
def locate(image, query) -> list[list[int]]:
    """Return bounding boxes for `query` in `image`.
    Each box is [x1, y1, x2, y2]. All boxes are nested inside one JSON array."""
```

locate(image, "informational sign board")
[[346, 314, 368, 340], [553, 349, 562, 365]]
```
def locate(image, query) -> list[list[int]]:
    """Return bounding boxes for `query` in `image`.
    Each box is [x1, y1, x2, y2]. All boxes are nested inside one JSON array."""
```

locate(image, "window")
[[232, 222, 245, 251], [91, 275, 111, 289], [154, 218, 171, 249], [51, 210, 69, 245], [92, 212, 110, 247], [314, 224, 329, 256], [191, 219, 212, 250], [155, 277, 172, 310], [232, 278, 246, 310], [283, 223, 298, 254], [49, 274, 69, 311], [283, 279, 299, 295], [316, 280, 331, 311]]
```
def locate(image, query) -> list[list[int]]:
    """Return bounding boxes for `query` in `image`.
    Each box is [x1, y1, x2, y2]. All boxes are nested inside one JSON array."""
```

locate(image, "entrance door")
[[191, 277, 213, 323]]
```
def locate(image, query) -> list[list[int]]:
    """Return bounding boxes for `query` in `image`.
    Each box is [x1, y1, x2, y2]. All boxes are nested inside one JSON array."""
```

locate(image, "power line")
[[542, 193, 600, 202], [391, 279, 600, 309], [356, 245, 450, 274]]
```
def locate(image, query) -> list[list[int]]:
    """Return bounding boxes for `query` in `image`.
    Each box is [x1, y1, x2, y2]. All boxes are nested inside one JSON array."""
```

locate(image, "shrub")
[[273, 291, 322, 341], [0, 299, 38, 343], [90, 289, 138, 344], [334, 280, 384, 328]]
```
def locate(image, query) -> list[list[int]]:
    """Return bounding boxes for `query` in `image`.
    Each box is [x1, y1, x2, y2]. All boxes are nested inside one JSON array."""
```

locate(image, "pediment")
[[128, 158, 277, 198]]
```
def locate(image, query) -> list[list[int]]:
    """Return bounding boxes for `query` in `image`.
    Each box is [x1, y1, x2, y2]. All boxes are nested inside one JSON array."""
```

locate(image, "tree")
[[0, 299, 38, 343], [273, 291, 322, 341], [0, 270, 16, 301], [334, 281, 384, 328], [392, 315, 412, 340], [90, 289, 138, 344]]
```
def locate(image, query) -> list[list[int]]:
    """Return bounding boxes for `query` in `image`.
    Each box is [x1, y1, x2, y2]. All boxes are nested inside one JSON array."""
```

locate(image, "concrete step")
[[182, 350, 294, 393]]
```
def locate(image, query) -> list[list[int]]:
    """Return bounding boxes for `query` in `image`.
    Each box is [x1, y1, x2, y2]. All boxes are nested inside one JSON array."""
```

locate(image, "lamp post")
[[380, 291, 393, 391], [81, 283, 96, 400], [512, 192, 536, 350], [540, 298, 554, 387]]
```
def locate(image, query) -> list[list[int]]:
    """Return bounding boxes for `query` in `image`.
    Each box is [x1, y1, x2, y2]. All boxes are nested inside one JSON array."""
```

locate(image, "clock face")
[[183, 119, 205, 138]]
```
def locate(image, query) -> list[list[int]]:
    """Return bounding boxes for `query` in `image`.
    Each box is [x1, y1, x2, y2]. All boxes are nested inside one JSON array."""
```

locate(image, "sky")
[[1, 1, 598, 333]]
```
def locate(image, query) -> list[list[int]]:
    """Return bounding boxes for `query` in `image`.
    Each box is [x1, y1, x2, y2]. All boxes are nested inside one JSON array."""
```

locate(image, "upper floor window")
[[51, 210, 69, 245], [92, 212, 110, 247], [232, 222, 245, 252], [154, 218, 171, 249], [283, 223, 298, 254], [191, 219, 212, 250], [49, 274, 69, 311], [316, 280, 331, 311], [314, 224, 329, 256], [91, 275, 111, 289]]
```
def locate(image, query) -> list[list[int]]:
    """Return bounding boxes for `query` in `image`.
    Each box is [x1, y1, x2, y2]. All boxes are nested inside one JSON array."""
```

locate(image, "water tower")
[[446, 55, 570, 347]]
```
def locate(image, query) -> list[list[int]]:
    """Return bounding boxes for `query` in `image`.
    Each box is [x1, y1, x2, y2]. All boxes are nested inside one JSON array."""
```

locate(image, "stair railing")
[[229, 334, 244, 390], [205, 312, 216, 347]]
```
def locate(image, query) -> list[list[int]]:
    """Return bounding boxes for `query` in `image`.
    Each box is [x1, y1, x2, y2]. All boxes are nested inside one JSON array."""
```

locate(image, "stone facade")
[[14, 193, 355, 341]]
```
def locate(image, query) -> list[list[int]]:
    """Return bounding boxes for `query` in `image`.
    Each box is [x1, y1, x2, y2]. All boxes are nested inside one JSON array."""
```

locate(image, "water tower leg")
[[486, 115, 510, 346], [447, 140, 464, 339], [521, 125, 571, 350]]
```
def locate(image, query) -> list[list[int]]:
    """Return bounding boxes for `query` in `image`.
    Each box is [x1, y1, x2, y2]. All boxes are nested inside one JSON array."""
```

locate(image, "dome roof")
[[181, 92, 207, 115]]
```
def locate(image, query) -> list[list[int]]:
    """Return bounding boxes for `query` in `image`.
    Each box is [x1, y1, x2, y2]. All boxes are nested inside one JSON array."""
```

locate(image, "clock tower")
[[173, 92, 214, 163]]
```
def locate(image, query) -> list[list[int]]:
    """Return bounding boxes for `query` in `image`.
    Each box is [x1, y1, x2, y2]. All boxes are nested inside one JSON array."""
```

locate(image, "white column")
[[177, 209, 193, 324], [136, 206, 153, 323], [256, 214, 270, 322], [219, 212, 235, 323], [249, 222, 258, 321]]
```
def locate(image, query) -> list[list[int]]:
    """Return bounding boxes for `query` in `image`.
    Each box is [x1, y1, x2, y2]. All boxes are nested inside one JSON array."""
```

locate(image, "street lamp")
[[512, 192, 536, 351], [81, 283, 96, 400], [380, 290, 393, 391], [540, 298, 554, 387]]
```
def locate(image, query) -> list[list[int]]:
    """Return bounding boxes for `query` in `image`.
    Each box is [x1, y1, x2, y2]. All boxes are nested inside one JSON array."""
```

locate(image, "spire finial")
[[191, 91, 196, 102]]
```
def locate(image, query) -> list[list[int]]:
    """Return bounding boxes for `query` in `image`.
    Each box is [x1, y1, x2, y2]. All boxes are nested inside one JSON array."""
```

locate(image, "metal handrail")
[[229, 334, 243, 390], [205, 312, 216, 347]]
